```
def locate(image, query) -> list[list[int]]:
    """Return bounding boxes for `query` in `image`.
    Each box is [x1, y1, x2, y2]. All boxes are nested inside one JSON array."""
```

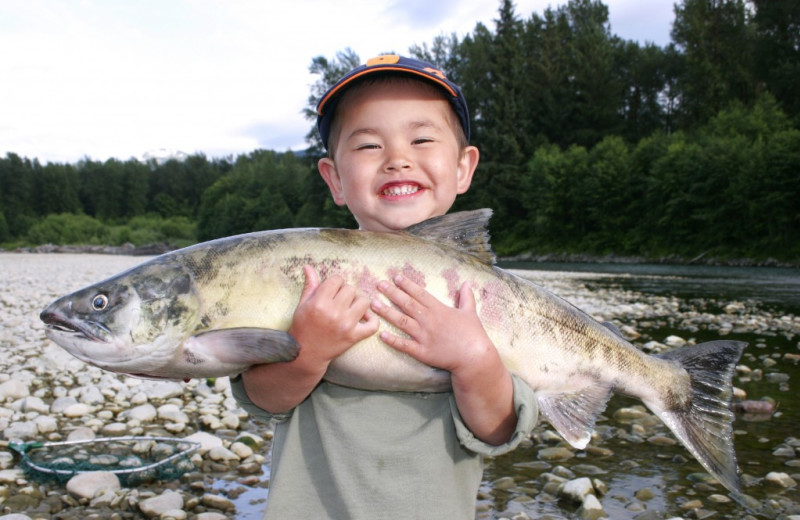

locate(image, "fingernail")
[[394, 274, 404, 283]]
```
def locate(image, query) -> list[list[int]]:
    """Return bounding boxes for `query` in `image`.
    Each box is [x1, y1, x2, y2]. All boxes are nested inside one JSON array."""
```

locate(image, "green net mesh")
[[10, 436, 200, 485]]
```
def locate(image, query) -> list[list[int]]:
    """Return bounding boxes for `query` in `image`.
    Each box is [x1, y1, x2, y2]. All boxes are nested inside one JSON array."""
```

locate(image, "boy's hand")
[[241, 265, 379, 415], [371, 274, 494, 373], [289, 265, 379, 370], [372, 274, 517, 445]]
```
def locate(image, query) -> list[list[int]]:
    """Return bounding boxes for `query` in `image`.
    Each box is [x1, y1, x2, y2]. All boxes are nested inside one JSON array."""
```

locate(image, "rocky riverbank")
[[1, 253, 799, 519]]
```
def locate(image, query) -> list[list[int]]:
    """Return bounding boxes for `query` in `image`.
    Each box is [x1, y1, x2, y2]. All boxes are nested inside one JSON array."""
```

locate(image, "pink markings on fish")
[[441, 267, 462, 303], [387, 263, 427, 288], [356, 265, 381, 298], [476, 280, 508, 329]]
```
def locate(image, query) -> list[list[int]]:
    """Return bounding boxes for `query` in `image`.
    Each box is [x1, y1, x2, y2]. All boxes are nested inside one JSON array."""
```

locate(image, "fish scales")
[[40, 209, 746, 498]]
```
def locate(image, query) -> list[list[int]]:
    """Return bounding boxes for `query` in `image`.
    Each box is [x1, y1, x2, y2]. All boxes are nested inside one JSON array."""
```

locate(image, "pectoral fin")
[[191, 327, 300, 365]]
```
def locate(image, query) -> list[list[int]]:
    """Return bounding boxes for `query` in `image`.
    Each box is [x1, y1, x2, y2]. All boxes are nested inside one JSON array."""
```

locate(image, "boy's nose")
[[383, 150, 412, 172]]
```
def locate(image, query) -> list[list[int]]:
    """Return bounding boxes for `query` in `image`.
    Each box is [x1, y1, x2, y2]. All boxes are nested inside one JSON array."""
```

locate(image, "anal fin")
[[537, 383, 613, 449]]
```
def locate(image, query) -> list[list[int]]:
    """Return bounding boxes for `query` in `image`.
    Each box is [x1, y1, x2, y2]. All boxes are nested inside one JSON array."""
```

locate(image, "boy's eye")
[[412, 137, 434, 145], [355, 143, 380, 150]]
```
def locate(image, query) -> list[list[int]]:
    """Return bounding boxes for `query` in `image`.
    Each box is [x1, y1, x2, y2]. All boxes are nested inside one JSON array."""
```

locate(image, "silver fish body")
[[40, 210, 745, 495]]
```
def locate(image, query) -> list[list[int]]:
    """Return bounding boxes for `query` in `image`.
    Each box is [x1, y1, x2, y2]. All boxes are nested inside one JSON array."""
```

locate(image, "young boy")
[[231, 55, 538, 519]]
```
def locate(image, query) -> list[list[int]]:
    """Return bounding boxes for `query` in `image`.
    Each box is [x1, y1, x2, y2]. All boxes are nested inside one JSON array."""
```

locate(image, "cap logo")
[[423, 67, 447, 80], [366, 55, 401, 67]]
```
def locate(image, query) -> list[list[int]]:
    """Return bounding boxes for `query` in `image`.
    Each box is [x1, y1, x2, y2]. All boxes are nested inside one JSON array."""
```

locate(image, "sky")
[[0, 0, 677, 164]]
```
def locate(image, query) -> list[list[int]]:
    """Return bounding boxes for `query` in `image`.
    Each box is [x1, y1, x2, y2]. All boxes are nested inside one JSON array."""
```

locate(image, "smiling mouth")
[[380, 183, 422, 197]]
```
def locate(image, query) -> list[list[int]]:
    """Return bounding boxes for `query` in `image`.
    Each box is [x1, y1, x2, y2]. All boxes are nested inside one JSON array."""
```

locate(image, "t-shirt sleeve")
[[449, 374, 538, 456], [230, 374, 293, 423]]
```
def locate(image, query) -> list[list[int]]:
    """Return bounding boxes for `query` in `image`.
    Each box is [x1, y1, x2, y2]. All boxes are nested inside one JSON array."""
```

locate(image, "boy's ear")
[[456, 146, 480, 194], [318, 158, 347, 206]]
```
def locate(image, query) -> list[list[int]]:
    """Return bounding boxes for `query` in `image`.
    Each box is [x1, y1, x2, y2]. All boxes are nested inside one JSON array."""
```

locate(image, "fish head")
[[40, 261, 199, 374]]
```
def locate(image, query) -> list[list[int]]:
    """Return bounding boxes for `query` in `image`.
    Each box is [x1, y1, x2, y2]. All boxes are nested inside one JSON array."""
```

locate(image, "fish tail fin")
[[654, 340, 747, 497]]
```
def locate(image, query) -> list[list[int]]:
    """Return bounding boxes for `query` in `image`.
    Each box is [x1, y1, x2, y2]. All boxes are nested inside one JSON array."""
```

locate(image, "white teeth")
[[383, 185, 419, 196]]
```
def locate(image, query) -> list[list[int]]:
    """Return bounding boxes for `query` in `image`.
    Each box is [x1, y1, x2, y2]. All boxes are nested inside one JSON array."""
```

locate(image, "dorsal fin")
[[403, 209, 496, 265]]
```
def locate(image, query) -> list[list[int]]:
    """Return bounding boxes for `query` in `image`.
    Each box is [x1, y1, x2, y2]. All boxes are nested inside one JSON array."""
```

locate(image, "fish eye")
[[91, 294, 109, 311]]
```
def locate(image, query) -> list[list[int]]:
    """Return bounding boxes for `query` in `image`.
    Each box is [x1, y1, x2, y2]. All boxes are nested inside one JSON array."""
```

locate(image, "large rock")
[[560, 477, 595, 503], [185, 431, 224, 451], [158, 403, 190, 423], [139, 490, 184, 518], [3, 421, 38, 440], [765, 472, 797, 488], [0, 380, 29, 400], [0, 469, 26, 484], [139, 381, 185, 400], [578, 493, 607, 519], [120, 403, 158, 422], [66, 471, 121, 500]]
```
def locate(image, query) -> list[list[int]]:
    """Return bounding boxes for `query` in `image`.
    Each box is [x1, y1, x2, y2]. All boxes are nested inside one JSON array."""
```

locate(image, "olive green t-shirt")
[[231, 376, 537, 519]]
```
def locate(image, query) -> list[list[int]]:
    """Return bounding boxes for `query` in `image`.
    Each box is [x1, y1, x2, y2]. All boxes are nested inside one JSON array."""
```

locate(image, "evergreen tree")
[[303, 48, 362, 154], [750, 0, 800, 121], [36, 162, 81, 216], [0, 153, 37, 237], [671, 0, 755, 127]]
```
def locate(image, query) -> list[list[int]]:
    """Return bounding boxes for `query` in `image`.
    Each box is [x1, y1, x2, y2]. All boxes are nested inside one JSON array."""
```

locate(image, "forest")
[[1, 0, 798, 263]]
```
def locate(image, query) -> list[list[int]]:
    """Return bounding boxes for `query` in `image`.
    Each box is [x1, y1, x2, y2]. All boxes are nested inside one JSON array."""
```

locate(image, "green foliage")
[[23, 213, 197, 247], [671, 0, 755, 127], [303, 48, 362, 154], [26, 213, 107, 245], [512, 92, 799, 260], [0, 211, 10, 243], [196, 150, 316, 240], [750, 0, 800, 123], [108, 215, 197, 248]]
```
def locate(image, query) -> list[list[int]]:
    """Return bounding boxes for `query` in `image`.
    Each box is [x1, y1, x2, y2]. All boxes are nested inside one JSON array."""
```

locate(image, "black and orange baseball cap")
[[316, 54, 470, 150]]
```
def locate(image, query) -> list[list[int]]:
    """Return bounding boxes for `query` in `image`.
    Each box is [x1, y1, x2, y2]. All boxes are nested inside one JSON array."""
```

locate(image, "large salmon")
[[40, 209, 745, 495]]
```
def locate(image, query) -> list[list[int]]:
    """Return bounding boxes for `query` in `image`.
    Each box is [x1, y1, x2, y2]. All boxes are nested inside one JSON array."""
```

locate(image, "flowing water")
[[478, 262, 800, 519], [509, 262, 800, 314]]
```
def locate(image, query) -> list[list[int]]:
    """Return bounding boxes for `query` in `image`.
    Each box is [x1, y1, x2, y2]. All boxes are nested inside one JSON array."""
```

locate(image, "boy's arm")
[[241, 265, 379, 413], [371, 275, 517, 445]]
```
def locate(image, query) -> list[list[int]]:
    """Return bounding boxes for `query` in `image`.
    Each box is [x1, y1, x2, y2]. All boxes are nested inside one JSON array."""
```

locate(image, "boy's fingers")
[[298, 265, 320, 301], [379, 330, 418, 356], [358, 309, 381, 334], [379, 277, 428, 317], [393, 274, 432, 304], [457, 282, 476, 310], [371, 297, 418, 335]]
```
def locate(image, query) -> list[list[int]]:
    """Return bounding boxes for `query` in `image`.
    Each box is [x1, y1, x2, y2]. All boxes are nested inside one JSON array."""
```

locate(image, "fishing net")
[[8, 436, 200, 485]]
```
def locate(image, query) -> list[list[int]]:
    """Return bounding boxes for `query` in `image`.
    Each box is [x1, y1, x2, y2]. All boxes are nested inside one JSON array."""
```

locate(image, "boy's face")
[[318, 80, 479, 232]]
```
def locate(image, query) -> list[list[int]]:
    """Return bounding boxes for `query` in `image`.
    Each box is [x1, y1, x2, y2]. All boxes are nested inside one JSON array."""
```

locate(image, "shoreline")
[[4, 243, 799, 268], [501, 251, 800, 269]]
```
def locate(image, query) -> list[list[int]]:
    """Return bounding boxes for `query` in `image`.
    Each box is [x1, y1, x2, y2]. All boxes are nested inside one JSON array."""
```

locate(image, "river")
[[503, 261, 800, 314], [477, 262, 800, 519]]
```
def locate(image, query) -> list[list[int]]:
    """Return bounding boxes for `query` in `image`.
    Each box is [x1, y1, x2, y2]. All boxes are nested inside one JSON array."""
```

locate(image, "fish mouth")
[[40, 311, 111, 342]]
